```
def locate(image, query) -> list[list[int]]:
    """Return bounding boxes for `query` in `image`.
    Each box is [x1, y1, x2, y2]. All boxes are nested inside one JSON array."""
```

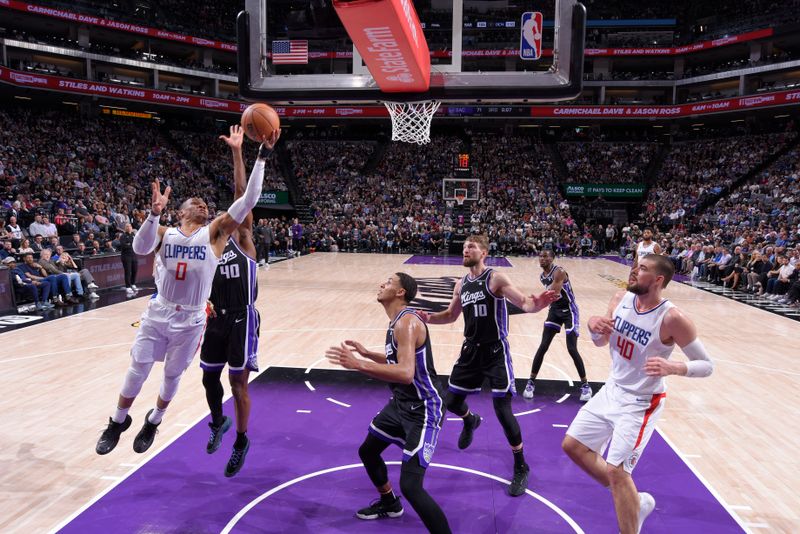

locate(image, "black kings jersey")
[[460, 268, 508, 343], [385, 309, 443, 404], [209, 238, 258, 310], [540, 265, 577, 310]]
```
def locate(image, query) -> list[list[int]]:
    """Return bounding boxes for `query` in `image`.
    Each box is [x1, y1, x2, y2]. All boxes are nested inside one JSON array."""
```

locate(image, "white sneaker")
[[131, 285, 138, 291], [88, 292, 100, 299], [522, 380, 535, 399], [579, 383, 593, 402], [637, 492, 655, 533], [126, 288, 135, 296], [87, 282, 99, 290]]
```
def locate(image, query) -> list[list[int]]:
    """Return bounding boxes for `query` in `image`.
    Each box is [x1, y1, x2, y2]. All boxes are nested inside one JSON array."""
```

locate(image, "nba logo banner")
[[520, 11, 543, 60]]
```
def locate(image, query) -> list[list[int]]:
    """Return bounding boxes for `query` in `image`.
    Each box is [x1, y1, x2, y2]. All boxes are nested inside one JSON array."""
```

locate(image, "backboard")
[[237, 0, 585, 104]]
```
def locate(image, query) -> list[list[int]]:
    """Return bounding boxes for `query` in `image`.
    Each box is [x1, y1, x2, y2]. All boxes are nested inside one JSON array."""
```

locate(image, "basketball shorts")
[[130, 297, 208, 377], [369, 396, 443, 468], [566, 382, 665, 473], [199, 307, 260, 373], [448, 338, 516, 397], [543, 303, 579, 335]]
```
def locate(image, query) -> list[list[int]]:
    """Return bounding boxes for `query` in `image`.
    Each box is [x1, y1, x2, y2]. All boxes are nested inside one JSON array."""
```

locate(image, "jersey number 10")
[[220, 264, 240, 279], [473, 303, 488, 317]]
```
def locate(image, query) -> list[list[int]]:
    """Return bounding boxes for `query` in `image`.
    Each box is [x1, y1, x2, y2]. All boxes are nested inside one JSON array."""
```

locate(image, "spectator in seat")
[[4, 256, 53, 310], [0, 240, 17, 260], [41, 216, 58, 238], [56, 247, 99, 293], [766, 256, 795, 300], [38, 248, 96, 300], [28, 214, 47, 237], [31, 235, 45, 253], [18, 239, 34, 254], [5, 216, 24, 247], [19, 253, 76, 305]]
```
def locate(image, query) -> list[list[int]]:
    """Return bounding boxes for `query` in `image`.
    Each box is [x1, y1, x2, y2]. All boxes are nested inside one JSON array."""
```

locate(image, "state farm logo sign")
[[199, 99, 229, 109]]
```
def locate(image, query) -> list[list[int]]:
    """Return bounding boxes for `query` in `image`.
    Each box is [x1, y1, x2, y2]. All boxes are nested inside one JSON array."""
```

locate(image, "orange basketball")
[[241, 103, 280, 143]]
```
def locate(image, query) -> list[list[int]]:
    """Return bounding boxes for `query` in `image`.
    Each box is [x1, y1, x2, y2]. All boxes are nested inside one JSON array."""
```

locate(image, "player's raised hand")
[[261, 128, 281, 150], [325, 343, 361, 370], [150, 179, 171, 215], [219, 124, 244, 150], [344, 339, 368, 357]]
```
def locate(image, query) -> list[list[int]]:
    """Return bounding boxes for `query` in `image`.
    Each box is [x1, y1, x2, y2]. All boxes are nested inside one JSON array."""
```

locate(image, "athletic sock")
[[380, 488, 397, 504], [234, 431, 248, 450], [513, 447, 527, 469], [148, 407, 167, 425], [112, 406, 129, 424]]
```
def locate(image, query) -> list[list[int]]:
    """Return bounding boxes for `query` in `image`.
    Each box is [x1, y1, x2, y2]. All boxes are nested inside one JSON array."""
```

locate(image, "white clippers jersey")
[[154, 226, 220, 307], [608, 292, 675, 395], [636, 241, 657, 259]]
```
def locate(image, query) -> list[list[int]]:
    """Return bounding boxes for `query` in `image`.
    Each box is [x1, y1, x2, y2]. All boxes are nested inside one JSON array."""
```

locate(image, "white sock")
[[148, 407, 167, 425], [112, 406, 129, 424]]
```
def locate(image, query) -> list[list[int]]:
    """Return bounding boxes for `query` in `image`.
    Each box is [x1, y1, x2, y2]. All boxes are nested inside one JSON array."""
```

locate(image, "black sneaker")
[[457, 413, 481, 450], [133, 409, 161, 453], [206, 416, 232, 454], [508, 463, 530, 496], [224, 438, 250, 478], [96, 415, 132, 455], [356, 497, 404, 520]]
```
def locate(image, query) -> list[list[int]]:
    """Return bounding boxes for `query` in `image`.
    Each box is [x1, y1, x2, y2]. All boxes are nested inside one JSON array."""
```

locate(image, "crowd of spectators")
[[559, 142, 657, 183]]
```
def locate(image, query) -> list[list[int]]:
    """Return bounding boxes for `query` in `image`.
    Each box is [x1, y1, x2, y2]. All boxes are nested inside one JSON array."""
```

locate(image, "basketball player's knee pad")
[[445, 392, 468, 416], [493, 395, 522, 446], [120, 360, 154, 399], [159, 370, 185, 403]]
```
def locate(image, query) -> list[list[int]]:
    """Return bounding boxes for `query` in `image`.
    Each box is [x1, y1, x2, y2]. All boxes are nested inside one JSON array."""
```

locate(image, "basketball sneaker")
[[131, 285, 138, 291], [508, 463, 530, 497], [206, 416, 232, 454], [87, 282, 99, 290], [356, 497, 404, 520], [133, 409, 160, 453], [522, 380, 535, 399], [225, 438, 250, 478], [95, 415, 132, 455], [458, 413, 481, 450], [580, 383, 593, 402], [637, 492, 656, 533]]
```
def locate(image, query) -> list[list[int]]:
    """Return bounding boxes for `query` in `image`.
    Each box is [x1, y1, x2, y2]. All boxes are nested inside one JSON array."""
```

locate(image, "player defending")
[[326, 273, 451, 534], [419, 235, 556, 496], [95, 128, 280, 456], [198, 125, 261, 477], [523, 249, 591, 401], [632, 227, 661, 269], [562, 255, 714, 533]]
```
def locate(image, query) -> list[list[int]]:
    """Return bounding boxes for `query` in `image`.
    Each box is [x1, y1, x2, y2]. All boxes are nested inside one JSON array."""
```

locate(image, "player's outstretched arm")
[[491, 271, 557, 313], [344, 339, 386, 363], [588, 290, 626, 347], [644, 308, 714, 378], [325, 315, 419, 384], [419, 280, 463, 324], [220, 125, 257, 257], [209, 130, 280, 252], [133, 179, 170, 255]]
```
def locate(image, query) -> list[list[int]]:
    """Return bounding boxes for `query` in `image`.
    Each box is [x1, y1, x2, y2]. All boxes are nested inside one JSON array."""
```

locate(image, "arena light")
[[730, 119, 745, 123], [14, 95, 32, 100], [774, 114, 790, 118], [62, 101, 79, 105], [652, 125, 663, 128]]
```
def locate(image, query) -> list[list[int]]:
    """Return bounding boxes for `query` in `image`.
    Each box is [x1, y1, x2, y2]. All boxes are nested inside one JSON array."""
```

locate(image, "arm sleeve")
[[132, 213, 161, 255], [681, 338, 714, 378], [227, 158, 266, 224]]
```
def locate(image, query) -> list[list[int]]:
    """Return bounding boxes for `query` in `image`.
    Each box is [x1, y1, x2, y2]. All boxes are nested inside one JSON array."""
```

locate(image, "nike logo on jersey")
[[235, 317, 245, 324], [410, 403, 422, 410]]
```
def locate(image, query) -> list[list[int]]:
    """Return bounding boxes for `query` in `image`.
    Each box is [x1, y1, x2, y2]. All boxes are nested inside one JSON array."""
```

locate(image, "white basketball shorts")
[[130, 296, 207, 376], [566, 381, 665, 473]]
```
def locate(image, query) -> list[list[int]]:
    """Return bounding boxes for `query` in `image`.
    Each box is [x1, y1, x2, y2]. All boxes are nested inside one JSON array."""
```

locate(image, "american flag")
[[272, 40, 308, 64]]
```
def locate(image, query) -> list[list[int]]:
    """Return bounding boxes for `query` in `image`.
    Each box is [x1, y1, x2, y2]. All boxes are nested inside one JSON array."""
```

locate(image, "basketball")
[[241, 103, 280, 143]]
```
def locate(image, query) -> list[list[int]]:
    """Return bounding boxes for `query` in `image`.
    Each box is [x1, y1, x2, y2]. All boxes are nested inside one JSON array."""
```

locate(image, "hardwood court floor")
[[1, 253, 798, 533]]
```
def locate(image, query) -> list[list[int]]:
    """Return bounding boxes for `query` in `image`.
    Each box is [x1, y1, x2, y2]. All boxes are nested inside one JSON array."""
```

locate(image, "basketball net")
[[383, 100, 441, 145], [455, 193, 466, 206]]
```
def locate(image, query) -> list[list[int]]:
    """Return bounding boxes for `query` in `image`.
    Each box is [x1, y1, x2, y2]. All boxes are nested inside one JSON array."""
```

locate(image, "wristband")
[[258, 144, 273, 160], [147, 212, 161, 223]]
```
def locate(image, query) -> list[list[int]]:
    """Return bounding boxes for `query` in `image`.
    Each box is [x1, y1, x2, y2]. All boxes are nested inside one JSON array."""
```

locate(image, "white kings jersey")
[[636, 240, 657, 259], [608, 292, 675, 395], [153, 226, 220, 307]]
